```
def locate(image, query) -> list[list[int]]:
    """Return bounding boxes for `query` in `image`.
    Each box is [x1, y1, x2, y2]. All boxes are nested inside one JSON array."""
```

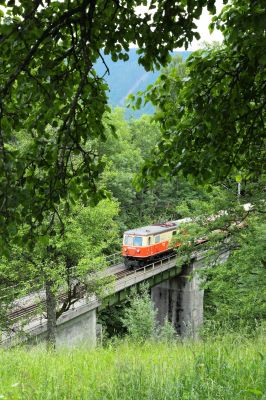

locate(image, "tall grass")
[[0, 335, 265, 399]]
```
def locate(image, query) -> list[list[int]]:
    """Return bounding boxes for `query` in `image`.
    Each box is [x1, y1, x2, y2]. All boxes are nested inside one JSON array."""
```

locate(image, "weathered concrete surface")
[[151, 251, 230, 338], [151, 260, 204, 338], [56, 309, 97, 348], [27, 309, 97, 348], [2, 300, 98, 349]]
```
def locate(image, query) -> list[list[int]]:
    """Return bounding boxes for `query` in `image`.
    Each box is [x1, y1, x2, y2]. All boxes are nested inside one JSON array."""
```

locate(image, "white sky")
[[187, 0, 224, 50]]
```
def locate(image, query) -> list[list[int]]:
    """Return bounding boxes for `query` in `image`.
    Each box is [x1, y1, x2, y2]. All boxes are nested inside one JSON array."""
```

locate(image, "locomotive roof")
[[124, 219, 191, 236]]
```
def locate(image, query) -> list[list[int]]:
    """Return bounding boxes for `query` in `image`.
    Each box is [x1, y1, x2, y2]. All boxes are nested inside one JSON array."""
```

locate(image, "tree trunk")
[[45, 280, 57, 349]]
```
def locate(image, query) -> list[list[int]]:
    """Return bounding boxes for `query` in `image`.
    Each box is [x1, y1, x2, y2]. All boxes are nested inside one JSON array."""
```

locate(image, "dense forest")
[[0, 105, 265, 341]]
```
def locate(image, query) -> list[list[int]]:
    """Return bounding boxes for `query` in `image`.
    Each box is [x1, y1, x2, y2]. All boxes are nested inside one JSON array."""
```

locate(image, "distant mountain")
[[94, 49, 191, 118]]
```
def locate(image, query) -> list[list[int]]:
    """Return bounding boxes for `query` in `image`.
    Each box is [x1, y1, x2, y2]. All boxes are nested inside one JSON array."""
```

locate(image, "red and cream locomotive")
[[122, 219, 190, 268]]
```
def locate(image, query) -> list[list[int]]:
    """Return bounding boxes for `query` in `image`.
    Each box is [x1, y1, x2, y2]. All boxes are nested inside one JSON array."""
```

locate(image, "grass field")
[[0, 335, 265, 399]]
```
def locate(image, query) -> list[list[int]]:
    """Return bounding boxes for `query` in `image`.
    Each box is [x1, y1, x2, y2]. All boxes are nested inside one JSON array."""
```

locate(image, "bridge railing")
[[105, 252, 123, 266], [2, 252, 124, 314], [115, 253, 178, 292]]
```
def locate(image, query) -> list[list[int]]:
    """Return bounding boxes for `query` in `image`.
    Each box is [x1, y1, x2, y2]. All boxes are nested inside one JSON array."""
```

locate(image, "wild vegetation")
[[3, 106, 263, 341], [0, 335, 265, 399], [133, 0, 265, 185]]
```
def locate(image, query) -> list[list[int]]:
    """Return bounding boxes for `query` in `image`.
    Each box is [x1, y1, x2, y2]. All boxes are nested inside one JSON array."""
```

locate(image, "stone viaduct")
[[2, 250, 229, 348]]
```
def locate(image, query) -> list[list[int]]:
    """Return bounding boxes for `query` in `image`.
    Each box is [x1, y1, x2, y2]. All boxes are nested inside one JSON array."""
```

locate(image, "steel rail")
[[7, 254, 179, 322], [8, 263, 128, 321]]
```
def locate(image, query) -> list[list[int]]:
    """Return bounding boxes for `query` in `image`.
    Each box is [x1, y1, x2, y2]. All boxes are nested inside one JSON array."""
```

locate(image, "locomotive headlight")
[[136, 249, 140, 253]]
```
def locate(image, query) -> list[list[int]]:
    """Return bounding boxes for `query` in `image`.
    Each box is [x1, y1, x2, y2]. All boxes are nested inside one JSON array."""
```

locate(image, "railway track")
[[8, 264, 129, 322], [8, 255, 177, 322]]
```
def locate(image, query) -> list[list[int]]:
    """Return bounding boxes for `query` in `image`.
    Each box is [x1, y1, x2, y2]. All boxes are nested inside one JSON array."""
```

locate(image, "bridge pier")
[[26, 308, 97, 348], [151, 259, 204, 338], [55, 308, 97, 347]]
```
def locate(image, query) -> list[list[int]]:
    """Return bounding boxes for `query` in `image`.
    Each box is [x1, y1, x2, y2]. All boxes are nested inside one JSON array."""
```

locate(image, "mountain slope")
[[95, 49, 190, 117]]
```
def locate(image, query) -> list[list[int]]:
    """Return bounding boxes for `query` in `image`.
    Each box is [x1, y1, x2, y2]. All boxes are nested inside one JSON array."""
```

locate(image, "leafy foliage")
[[135, 0, 266, 185], [0, 0, 215, 251], [158, 318, 177, 343], [100, 108, 223, 230], [170, 176, 266, 332], [0, 198, 119, 332], [122, 286, 157, 342], [0, 0, 265, 340], [203, 215, 266, 331]]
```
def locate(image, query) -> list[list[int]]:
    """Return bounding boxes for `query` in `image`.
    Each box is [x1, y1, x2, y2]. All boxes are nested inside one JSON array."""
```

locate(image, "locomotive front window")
[[124, 235, 133, 246], [133, 236, 143, 246]]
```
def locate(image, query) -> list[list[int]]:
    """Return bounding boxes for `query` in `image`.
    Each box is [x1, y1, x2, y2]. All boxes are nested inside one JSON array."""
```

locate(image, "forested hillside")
[[94, 49, 191, 117], [1, 105, 265, 341]]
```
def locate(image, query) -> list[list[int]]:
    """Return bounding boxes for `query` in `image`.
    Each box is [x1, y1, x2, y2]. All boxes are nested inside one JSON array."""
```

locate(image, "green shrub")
[[158, 317, 177, 343], [121, 286, 157, 342]]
